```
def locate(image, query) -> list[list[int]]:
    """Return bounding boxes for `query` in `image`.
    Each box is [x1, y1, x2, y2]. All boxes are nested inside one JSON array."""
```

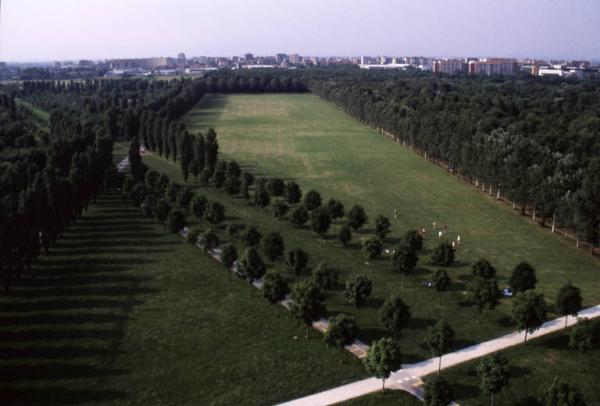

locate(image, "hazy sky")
[[2, 0, 599, 61]]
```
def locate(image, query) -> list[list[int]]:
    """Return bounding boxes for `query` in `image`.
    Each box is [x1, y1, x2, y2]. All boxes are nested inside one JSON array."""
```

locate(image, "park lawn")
[[183, 93, 600, 306], [348, 325, 600, 406], [0, 148, 367, 405], [132, 143, 521, 363]]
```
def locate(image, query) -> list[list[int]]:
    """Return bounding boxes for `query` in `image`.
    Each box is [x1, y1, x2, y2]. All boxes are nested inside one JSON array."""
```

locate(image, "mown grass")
[[0, 150, 367, 405]]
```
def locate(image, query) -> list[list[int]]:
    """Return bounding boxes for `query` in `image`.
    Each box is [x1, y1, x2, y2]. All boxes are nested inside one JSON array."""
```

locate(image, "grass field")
[[183, 93, 600, 303], [347, 324, 600, 406], [0, 150, 370, 405]]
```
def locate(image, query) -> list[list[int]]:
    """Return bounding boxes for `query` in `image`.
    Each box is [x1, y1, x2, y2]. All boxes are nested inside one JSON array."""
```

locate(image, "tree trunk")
[[382, 378, 385, 393], [565, 315, 568, 328], [524, 330, 528, 343], [491, 392, 494, 406], [305, 326, 309, 340], [438, 356, 442, 373]]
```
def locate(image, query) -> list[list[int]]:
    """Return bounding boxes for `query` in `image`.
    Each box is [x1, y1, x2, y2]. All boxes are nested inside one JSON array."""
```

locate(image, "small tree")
[[472, 258, 497, 279], [263, 231, 285, 262], [226, 160, 241, 179], [569, 318, 594, 372], [201, 230, 220, 253], [391, 242, 418, 288], [509, 261, 537, 293], [363, 337, 401, 393], [311, 207, 331, 238], [468, 277, 500, 324], [272, 201, 289, 219], [556, 282, 583, 327], [284, 180, 302, 204], [477, 352, 511, 406], [212, 169, 225, 188], [303, 190, 322, 211], [154, 198, 172, 225], [237, 247, 267, 285], [220, 243, 238, 269], [191, 194, 208, 221], [344, 275, 373, 308], [267, 178, 285, 197], [539, 378, 586, 406], [290, 205, 309, 227], [313, 263, 340, 290], [325, 314, 359, 362], [224, 175, 241, 196], [206, 201, 225, 225], [243, 225, 263, 247], [511, 290, 547, 343], [177, 186, 195, 209], [167, 209, 186, 233], [286, 248, 309, 275], [346, 205, 368, 231], [374, 215, 391, 240], [254, 181, 271, 208], [261, 272, 289, 316], [402, 230, 423, 252], [423, 375, 455, 406], [290, 281, 326, 339], [433, 269, 451, 292], [425, 320, 455, 373], [361, 236, 383, 259], [338, 225, 353, 247], [431, 240, 455, 266], [327, 198, 345, 220], [380, 294, 412, 340]]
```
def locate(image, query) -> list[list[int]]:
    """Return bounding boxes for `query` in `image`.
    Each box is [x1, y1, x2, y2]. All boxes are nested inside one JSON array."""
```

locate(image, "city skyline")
[[2, 0, 600, 62]]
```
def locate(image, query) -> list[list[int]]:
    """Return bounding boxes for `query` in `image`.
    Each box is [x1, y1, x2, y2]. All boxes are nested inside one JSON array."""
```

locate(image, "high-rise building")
[[432, 59, 467, 74], [469, 58, 519, 75], [244, 53, 254, 61], [276, 53, 288, 64], [289, 53, 300, 64], [177, 53, 187, 66]]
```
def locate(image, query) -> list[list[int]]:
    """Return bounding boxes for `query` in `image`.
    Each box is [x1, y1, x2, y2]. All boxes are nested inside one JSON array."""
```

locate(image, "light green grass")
[[183, 93, 600, 306]]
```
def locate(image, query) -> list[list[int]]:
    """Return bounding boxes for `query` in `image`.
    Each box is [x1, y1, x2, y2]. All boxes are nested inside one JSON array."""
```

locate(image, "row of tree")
[[300, 68, 600, 251]]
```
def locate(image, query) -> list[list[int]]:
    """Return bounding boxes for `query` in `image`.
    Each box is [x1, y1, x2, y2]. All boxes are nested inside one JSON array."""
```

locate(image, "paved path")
[[278, 304, 600, 406]]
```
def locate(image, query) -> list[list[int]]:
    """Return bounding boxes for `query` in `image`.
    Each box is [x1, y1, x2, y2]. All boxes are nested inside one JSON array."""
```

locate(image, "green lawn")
[[0, 149, 367, 405], [347, 325, 600, 406]]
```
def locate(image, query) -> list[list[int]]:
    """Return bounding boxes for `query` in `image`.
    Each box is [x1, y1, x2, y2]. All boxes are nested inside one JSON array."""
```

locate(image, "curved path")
[[278, 304, 600, 406]]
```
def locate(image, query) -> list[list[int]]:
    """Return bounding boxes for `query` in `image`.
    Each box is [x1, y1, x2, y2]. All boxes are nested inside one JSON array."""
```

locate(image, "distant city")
[[1, 52, 599, 81]]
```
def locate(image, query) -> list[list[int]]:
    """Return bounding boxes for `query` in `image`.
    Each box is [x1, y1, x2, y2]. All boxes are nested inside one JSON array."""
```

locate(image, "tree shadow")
[[0, 387, 128, 405]]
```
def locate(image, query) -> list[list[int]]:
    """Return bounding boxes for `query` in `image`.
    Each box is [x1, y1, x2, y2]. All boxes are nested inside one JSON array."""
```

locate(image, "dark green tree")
[[346, 205, 368, 231], [325, 314, 359, 362], [290, 205, 309, 227], [433, 269, 451, 292], [556, 282, 583, 327], [338, 225, 353, 247], [286, 248, 309, 275], [290, 281, 326, 339], [509, 262, 537, 293], [344, 275, 372, 308], [374, 215, 391, 240], [391, 242, 418, 288], [327, 198, 345, 220], [472, 258, 497, 279], [361, 236, 383, 259], [303, 190, 322, 211], [477, 353, 511, 406], [206, 201, 225, 225], [425, 320, 455, 373], [191, 194, 208, 221], [380, 294, 412, 340], [237, 247, 267, 285], [511, 290, 547, 342], [539, 378, 586, 406], [167, 209, 186, 233], [363, 337, 401, 393], [313, 263, 340, 290], [401, 230, 423, 252], [311, 206, 332, 238], [431, 240, 455, 266], [262, 231, 285, 262], [243, 225, 263, 247], [284, 180, 302, 204], [569, 318, 594, 372], [261, 272, 289, 316], [424, 375, 455, 406], [468, 277, 500, 324]]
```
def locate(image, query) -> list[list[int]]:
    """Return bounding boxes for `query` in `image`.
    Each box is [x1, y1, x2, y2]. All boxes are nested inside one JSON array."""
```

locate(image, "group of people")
[[392, 210, 463, 249]]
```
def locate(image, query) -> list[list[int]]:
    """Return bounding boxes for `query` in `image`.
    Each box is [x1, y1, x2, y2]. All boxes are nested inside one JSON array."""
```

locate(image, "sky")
[[1, 0, 599, 62]]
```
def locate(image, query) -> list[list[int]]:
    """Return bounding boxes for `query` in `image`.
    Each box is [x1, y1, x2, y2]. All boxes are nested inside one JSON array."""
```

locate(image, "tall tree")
[[425, 320, 455, 373], [511, 290, 547, 343], [261, 272, 289, 316], [556, 282, 583, 327], [477, 353, 511, 406], [325, 314, 359, 362], [290, 281, 326, 339], [363, 337, 402, 393], [380, 294, 412, 340]]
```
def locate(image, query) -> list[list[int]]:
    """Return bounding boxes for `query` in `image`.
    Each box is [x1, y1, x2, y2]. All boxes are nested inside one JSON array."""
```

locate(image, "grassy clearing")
[[0, 149, 366, 405]]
